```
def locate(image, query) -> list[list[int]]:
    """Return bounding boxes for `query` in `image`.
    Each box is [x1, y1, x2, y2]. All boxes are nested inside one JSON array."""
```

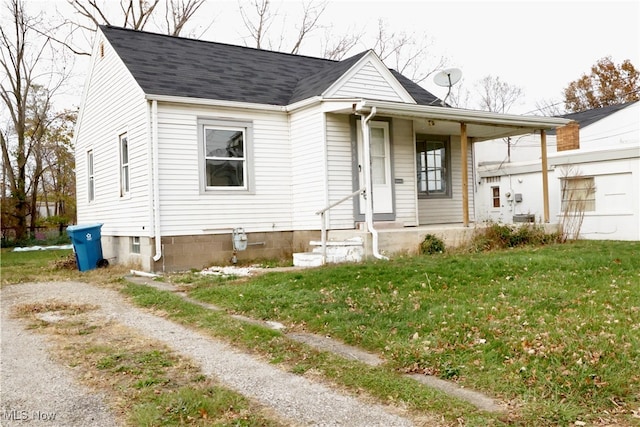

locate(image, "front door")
[[357, 120, 393, 215]]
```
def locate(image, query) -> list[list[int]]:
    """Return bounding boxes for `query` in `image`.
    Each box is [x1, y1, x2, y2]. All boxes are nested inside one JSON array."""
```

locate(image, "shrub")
[[470, 222, 560, 252], [420, 234, 445, 254]]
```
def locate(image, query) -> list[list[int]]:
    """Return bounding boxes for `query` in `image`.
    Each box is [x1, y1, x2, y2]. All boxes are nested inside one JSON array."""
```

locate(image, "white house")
[[73, 26, 569, 272], [475, 101, 640, 240]]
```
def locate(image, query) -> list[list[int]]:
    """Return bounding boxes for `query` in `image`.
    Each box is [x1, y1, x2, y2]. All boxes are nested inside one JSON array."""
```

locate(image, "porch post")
[[540, 129, 550, 222], [460, 122, 469, 226]]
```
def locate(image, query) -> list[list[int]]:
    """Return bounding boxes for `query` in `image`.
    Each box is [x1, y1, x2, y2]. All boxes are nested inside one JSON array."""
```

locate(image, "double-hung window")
[[416, 135, 451, 198], [199, 119, 253, 191], [87, 150, 94, 202], [119, 133, 129, 196]]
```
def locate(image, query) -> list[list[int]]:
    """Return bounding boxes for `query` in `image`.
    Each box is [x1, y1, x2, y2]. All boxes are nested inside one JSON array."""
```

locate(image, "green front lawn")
[[3, 240, 639, 425], [187, 241, 640, 425]]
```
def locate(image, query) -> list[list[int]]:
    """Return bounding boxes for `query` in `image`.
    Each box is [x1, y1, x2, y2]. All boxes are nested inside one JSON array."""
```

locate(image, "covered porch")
[[310, 99, 571, 263]]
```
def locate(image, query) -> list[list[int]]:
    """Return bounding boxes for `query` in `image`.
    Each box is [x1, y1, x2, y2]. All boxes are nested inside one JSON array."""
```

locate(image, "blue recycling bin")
[[67, 223, 106, 271]]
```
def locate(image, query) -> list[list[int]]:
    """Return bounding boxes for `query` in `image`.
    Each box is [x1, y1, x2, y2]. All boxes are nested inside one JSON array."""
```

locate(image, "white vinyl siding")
[[74, 31, 150, 237], [331, 61, 406, 102], [154, 103, 292, 235], [391, 118, 418, 226], [290, 106, 326, 230], [325, 114, 356, 229], [418, 136, 475, 224]]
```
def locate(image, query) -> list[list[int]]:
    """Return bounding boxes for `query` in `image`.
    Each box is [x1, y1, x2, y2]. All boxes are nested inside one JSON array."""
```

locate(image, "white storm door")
[[357, 121, 393, 214]]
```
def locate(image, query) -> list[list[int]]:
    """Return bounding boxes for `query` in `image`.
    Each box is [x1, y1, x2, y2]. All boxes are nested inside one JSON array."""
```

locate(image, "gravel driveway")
[[1, 281, 415, 426]]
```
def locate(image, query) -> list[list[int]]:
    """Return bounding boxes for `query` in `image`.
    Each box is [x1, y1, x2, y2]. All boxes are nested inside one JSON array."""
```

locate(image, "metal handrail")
[[315, 187, 365, 264]]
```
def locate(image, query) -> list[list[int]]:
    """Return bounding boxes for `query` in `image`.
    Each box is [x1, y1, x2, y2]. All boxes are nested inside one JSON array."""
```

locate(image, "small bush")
[[420, 234, 445, 254]]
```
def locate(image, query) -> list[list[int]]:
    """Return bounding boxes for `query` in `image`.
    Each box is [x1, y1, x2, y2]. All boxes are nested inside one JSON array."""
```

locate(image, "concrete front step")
[[292, 252, 324, 267], [293, 237, 365, 266], [310, 237, 364, 264]]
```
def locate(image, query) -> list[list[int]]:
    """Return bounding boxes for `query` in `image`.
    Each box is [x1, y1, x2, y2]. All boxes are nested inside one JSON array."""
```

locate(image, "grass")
[[183, 240, 640, 426], [3, 240, 639, 425], [0, 248, 131, 286]]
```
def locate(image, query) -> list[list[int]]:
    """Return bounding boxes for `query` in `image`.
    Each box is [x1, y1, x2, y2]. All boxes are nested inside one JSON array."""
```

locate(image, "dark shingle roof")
[[99, 25, 441, 106], [548, 101, 638, 134]]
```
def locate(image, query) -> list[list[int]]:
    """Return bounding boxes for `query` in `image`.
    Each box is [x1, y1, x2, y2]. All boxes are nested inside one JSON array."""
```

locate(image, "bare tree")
[[164, 0, 207, 36], [320, 26, 363, 60], [371, 19, 446, 85], [446, 78, 471, 109], [1, 0, 69, 241], [532, 98, 564, 116], [39, 109, 77, 234], [289, 0, 326, 54], [62, 0, 207, 55], [239, 0, 327, 53], [238, 0, 274, 49], [68, 0, 160, 31], [475, 75, 523, 113]]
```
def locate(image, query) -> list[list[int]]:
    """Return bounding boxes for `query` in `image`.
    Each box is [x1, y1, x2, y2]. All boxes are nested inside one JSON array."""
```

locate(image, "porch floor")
[[328, 222, 479, 258], [329, 222, 558, 258]]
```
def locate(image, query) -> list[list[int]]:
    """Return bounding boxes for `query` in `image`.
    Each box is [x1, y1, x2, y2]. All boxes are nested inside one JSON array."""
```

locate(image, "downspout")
[[151, 99, 162, 262], [359, 106, 388, 260]]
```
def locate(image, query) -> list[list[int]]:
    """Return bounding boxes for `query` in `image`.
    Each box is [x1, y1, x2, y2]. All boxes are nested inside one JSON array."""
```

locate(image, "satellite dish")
[[434, 68, 462, 87], [433, 68, 462, 106]]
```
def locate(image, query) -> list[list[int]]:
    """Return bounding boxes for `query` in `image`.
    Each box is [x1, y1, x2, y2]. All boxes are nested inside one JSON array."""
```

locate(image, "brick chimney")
[[556, 121, 580, 151]]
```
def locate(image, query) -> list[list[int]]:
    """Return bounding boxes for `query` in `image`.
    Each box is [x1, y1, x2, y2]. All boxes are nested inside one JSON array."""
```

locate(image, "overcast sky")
[[22, 0, 640, 115]]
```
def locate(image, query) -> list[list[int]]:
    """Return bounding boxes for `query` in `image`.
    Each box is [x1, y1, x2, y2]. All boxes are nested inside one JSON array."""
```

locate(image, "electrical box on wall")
[[515, 193, 523, 203]]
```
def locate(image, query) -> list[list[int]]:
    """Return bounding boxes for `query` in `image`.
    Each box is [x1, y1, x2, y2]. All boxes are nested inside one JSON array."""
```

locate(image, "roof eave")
[[355, 99, 572, 130], [144, 94, 286, 112]]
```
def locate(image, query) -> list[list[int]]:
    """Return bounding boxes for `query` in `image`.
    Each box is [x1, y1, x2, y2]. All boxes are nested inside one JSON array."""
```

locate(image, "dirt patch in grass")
[[12, 301, 284, 426]]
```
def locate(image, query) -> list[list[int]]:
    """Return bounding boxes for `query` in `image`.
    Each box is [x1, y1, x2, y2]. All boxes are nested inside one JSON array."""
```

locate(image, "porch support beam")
[[540, 129, 550, 222], [460, 122, 469, 226]]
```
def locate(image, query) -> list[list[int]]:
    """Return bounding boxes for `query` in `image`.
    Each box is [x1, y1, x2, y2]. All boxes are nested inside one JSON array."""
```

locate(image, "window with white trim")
[[130, 236, 140, 254], [119, 133, 129, 196], [199, 119, 253, 191], [87, 150, 94, 202], [416, 135, 451, 198]]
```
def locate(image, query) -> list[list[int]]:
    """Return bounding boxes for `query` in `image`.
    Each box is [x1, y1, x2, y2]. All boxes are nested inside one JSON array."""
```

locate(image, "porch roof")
[[324, 99, 572, 142]]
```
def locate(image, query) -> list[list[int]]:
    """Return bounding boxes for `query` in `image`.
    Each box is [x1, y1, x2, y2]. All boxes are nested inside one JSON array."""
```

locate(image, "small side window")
[[87, 150, 94, 202], [130, 236, 140, 254], [492, 187, 500, 208], [119, 133, 129, 196]]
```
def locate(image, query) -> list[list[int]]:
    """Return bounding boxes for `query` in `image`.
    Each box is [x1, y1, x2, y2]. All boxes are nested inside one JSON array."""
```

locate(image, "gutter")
[[145, 94, 284, 112], [151, 99, 162, 262], [358, 106, 389, 261], [356, 99, 571, 129]]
